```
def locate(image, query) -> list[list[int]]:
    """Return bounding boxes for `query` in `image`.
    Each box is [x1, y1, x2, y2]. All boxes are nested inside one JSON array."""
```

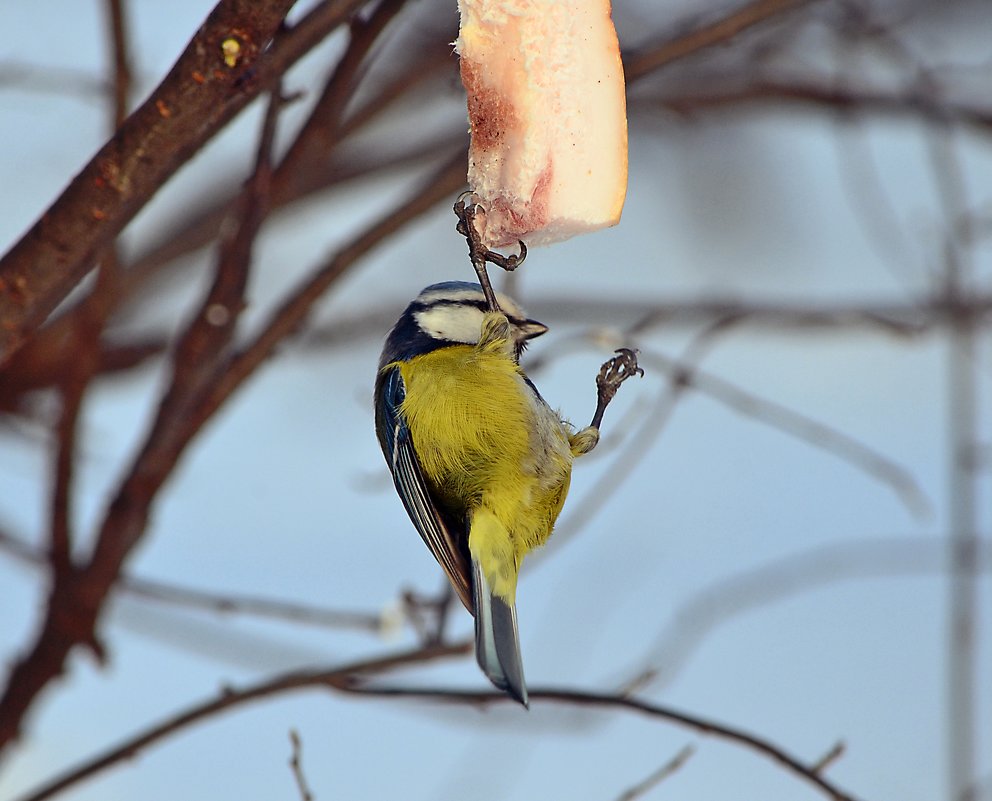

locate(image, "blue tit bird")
[[374, 281, 605, 707]]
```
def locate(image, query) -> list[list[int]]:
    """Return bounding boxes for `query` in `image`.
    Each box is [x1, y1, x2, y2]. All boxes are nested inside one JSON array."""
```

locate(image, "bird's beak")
[[520, 318, 549, 339]]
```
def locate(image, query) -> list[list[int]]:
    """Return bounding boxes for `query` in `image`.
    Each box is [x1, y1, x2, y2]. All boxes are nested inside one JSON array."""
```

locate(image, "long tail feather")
[[472, 559, 528, 707]]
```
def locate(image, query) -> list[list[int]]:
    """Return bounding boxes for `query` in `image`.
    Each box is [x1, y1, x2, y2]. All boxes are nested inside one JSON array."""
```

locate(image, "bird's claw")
[[596, 348, 644, 404], [453, 197, 528, 273], [588, 348, 643, 432]]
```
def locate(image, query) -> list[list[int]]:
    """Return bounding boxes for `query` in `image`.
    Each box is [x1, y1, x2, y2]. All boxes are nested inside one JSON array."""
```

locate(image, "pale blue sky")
[[0, 2, 989, 801]]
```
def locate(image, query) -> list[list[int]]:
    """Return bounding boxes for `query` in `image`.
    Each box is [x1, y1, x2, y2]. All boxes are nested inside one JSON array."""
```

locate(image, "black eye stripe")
[[411, 299, 484, 312]]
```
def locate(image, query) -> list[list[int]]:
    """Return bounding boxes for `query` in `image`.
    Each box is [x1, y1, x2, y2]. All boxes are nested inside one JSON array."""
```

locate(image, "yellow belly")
[[397, 345, 572, 595]]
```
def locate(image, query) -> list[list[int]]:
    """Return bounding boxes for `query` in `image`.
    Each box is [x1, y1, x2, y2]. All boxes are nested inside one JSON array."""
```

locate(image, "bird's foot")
[[453, 193, 527, 312], [589, 348, 644, 431]]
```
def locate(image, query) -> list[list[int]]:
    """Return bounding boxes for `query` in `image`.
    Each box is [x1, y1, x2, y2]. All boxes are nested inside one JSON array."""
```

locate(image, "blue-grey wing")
[[374, 366, 472, 610]]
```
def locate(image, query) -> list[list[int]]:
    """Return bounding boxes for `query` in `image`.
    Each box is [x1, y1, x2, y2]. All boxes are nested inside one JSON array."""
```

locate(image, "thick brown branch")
[[0, 0, 372, 367], [0, 80, 283, 757], [0, 0, 434, 404], [0, 148, 464, 758], [48, 0, 136, 636]]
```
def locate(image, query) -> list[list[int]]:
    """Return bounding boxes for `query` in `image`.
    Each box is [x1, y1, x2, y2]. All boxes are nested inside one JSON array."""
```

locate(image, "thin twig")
[[338, 42, 453, 138], [339, 685, 866, 801], [10, 646, 865, 801], [11, 642, 470, 801], [811, 741, 846, 774], [276, 0, 409, 184], [0, 527, 385, 632], [613, 745, 695, 801], [625, 0, 811, 82], [104, 0, 132, 127], [0, 61, 107, 97], [179, 152, 466, 439], [0, 80, 287, 757], [289, 729, 316, 801], [635, 81, 992, 134], [124, 576, 385, 632]]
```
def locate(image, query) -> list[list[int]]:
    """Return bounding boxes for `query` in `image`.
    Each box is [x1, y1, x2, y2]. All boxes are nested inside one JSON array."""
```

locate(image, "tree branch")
[[47, 0, 136, 652], [0, 527, 385, 633], [12, 642, 470, 801], [0, 78, 285, 757], [104, 0, 132, 127], [288, 729, 315, 801], [0, 0, 372, 367], [613, 745, 695, 801], [636, 79, 992, 133], [177, 151, 467, 439], [9, 644, 867, 801], [340, 685, 867, 801], [0, 147, 465, 758], [625, 0, 811, 83]]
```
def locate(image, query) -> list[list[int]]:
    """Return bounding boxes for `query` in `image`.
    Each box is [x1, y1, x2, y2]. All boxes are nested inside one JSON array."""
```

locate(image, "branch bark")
[[12, 668, 865, 801], [12, 642, 471, 801], [344, 686, 866, 801], [624, 0, 810, 82], [0, 149, 465, 760], [0, 78, 283, 758], [0, 0, 813, 369], [0, 0, 372, 367]]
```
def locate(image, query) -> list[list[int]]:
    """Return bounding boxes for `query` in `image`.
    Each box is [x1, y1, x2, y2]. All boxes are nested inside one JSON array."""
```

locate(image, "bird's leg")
[[453, 195, 498, 311], [570, 348, 644, 457], [453, 194, 528, 314], [591, 348, 643, 429]]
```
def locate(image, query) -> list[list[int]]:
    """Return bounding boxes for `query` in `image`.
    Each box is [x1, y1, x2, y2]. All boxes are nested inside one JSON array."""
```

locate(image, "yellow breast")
[[395, 344, 572, 556]]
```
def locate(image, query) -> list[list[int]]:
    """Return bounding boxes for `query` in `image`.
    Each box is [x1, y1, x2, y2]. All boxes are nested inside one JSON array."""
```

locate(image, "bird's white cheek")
[[414, 306, 484, 345]]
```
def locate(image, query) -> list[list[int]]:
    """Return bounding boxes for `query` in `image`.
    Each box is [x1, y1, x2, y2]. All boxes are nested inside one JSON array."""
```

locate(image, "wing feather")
[[375, 366, 472, 610]]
